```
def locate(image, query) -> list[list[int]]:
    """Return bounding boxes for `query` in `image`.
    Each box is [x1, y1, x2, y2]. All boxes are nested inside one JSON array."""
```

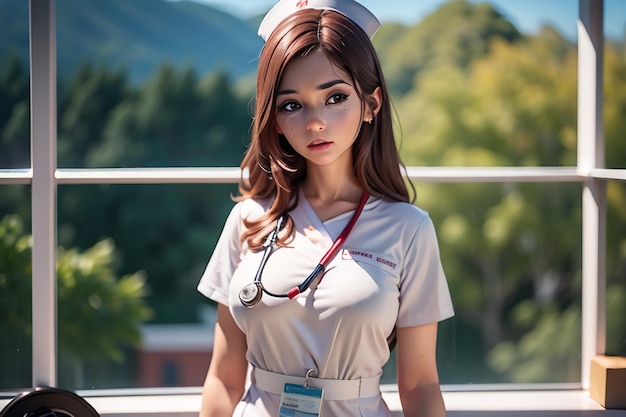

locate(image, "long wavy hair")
[[237, 8, 413, 249]]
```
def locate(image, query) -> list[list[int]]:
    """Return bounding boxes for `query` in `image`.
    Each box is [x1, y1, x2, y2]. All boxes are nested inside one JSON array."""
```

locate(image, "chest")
[[228, 228, 402, 331]]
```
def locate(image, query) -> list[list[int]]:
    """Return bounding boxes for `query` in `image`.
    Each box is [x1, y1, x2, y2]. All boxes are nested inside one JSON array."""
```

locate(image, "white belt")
[[250, 367, 381, 401]]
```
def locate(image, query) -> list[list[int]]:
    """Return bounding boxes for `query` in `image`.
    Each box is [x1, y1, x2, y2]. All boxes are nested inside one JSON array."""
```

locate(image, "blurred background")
[[0, 0, 624, 391]]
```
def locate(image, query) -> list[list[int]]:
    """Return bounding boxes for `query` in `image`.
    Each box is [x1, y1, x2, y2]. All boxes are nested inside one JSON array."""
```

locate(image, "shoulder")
[[219, 197, 273, 240], [368, 198, 432, 227], [232, 196, 273, 222], [366, 198, 440, 247]]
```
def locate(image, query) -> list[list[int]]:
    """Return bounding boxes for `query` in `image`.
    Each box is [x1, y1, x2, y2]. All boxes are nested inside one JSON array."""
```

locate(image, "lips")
[[308, 140, 332, 150]]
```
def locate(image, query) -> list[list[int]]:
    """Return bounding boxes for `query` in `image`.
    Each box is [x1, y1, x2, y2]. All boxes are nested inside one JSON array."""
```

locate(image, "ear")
[[364, 86, 383, 122]]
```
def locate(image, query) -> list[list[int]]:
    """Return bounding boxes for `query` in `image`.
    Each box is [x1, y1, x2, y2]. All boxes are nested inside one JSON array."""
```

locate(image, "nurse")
[[197, 1, 454, 416]]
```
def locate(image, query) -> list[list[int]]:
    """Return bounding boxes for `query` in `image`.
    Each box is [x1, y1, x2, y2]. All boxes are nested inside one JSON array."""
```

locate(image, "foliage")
[[374, 0, 521, 97], [487, 303, 581, 383], [0, 215, 32, 390], [57, 239, 153, 361], [0, 55, 29, 169], [55, 63, 248, 322], [397, 29, 583, 378], [606, 180, 626, 356], [398, 26, 578, 167], [58, 64, 130, 168], [1, 58, 249, 323], [394, 21, 626, 382], [0, 215, 152, 388], [604, 42, 626, 169]]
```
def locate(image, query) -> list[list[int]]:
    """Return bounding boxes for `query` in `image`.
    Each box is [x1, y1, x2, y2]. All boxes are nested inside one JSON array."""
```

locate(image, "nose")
[[306, 109, 326, 132]]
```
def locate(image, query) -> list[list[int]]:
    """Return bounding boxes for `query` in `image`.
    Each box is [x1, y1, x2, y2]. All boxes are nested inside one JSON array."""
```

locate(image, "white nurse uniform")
[[198, 191, 454, 416]]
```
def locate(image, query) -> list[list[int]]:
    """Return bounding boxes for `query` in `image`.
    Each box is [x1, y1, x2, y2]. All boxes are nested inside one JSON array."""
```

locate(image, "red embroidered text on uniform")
[[376, 256, 397, 269]]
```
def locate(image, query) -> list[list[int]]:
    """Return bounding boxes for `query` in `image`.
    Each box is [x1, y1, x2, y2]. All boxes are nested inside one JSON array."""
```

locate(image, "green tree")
[[0, 55, 30, 169], [604, 41, 626, 170], [58, 63, 129, 168], [0, 214, 152, 389], [2, 61, 250, 325], [604, 44, 626, 357], [0, 214, 32, 389], [488, 303, 581, 382], [396, 26, 582, 382], [396, 19, 626, 382], [374, 0, 521, 97], [399, 27, 577, 167], [87, 64, 248, 168], [57, 64, 248, 322], [482, 41, 626, 381]]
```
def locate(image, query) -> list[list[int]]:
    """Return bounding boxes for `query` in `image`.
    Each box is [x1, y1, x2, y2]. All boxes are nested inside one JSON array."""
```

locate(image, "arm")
[[199, 303, 248, 417], [396, 322, 446, 417]]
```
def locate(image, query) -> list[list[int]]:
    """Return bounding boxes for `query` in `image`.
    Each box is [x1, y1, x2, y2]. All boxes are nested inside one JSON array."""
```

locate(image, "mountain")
[[1, 0, 529, 89], [0, 0, 264, 82]]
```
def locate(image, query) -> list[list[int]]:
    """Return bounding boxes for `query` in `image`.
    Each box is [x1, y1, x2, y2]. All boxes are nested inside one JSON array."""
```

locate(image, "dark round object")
[[0, 387, 99, 417]]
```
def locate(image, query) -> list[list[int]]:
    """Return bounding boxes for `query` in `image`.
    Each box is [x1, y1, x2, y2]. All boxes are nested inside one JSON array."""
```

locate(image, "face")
[[274, 48, 369, 169]]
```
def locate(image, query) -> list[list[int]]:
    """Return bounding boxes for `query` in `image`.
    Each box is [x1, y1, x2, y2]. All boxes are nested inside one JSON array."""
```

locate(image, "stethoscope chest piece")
[[240, 282, 263, 308], [238, 192, 369, 309]]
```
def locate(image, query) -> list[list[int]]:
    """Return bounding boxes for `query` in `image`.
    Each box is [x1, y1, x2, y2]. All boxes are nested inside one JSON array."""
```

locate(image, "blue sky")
[[193, 0, 625, 41]]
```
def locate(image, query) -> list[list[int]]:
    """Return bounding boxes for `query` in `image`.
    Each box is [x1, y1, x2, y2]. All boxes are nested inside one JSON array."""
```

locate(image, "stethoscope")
[[239, 191, 369, 308]]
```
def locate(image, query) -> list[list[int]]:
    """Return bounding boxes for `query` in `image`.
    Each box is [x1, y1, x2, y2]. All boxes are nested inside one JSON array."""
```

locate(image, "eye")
[[278, 101, 301, 112], [327, 93, 349, 105]]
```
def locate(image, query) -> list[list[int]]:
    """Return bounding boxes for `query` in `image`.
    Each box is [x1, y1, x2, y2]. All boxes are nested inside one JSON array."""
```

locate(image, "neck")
[[302, 164, 362, 205]]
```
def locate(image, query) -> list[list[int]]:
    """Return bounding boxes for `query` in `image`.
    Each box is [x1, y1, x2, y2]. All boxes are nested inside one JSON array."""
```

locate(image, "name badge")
[[279, 383, 324, 417]]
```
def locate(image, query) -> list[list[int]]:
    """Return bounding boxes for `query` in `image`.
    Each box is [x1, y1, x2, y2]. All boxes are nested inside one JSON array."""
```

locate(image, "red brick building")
[[138, 310, 216, 387]]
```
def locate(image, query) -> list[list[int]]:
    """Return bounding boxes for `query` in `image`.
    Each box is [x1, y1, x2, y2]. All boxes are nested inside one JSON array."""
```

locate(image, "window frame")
[[0, 0, 623, 394]]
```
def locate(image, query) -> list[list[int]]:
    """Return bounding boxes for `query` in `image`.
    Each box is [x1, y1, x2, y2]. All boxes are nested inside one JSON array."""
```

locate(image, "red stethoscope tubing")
[[287, 190, 370, 298], [319, 190, 369, 265], [239, 190, 370, 308]]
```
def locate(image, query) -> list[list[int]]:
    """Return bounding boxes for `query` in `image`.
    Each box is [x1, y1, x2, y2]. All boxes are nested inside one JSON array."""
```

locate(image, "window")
[[0, 0, 624, 406]]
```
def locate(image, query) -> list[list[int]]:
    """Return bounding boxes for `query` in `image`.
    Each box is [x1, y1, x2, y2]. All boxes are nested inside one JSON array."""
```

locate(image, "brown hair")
[[237, 8, 413, 249]]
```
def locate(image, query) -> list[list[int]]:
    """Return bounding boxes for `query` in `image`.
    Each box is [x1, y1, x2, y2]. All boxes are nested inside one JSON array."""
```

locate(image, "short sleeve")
[[197, 203, 243, 306], [396, 214, 454, 328]]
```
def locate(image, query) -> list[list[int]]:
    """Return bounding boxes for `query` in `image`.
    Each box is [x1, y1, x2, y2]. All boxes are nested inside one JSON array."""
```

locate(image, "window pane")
[[56, 181, 585, 389], [0, 185, 32, 390], [56, 183, 236, 390], [375, 0, 578, 167], [55, 0, 261, 169], [5, 0, 612, 394], [52, 1, 581, 169], [392, 182, 583, 384], [0, 0, 30, 169], [605, 0, 626, 169], [606, 180, 626, 356]]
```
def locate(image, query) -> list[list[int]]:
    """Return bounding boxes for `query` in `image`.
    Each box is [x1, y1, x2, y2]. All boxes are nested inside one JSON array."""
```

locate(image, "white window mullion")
[[578, 0, 606, 390], [30, 0, 57, 388]]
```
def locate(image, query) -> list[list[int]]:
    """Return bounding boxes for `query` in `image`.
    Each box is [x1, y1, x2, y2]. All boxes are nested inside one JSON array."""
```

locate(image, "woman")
[[197, 1, 454, 415]]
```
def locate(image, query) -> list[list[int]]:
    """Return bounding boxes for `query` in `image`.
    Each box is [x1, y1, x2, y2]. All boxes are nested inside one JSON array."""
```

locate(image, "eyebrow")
[[277, 79, 349, 96]]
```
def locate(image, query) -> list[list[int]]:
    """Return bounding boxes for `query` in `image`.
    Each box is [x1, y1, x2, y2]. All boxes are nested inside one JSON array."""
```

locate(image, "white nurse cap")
[[258, 0, 381, 41]]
